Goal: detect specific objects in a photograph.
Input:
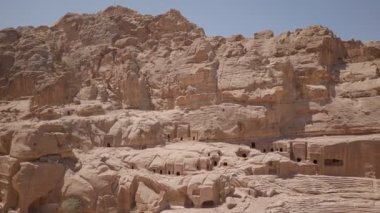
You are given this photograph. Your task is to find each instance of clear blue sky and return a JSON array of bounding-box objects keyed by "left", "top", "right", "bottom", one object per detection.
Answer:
[{"left": 1, "top": 0, "right": 379, "bottom": 41}]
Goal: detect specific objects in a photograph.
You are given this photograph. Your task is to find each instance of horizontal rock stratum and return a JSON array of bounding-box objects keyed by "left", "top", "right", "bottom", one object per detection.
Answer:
[{"left": 0, "top": 5, "right": 380, "bottom": 213}]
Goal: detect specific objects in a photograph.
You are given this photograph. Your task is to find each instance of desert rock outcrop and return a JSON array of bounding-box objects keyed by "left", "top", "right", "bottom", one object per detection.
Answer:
[{"left": 0, "top": 5, "right": 380, "bottom": 213}]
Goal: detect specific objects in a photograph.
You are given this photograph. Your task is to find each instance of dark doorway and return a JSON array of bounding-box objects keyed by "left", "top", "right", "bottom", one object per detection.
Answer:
[
  {"left": 242, "top": 153, "right": 247, "bottom": 158},
  {"left": 193, "top": 136, "right": 195, "bottom": 140},
  {"left": 251, "top": 142, "right": 256, "bottom": 148},
  {"left": 297, "top": 158, "right": 301, "bottom": 162},
  {"left": 270, "top": 148, "right": 274, "bottom": 152},
  {"left": 106, "top": 143, "right": 111, "bottom": 147},
  {"left": 223, "top": 162, "right": 228, "bottom": 166},
  {"left": 313, "top": 160, "right": 318, "bottom": 164},
  {"left": 201, "top": 201, "right": 215, "bottom": 208},
  {"left": 280, "top": 148, "right": 283, "bottom": 152},
  {"left": 168, "top": 171, "right": 171, "bottom": 175},
  {"left": 160, "top": 170, "right": 163, "bottom": 174},
  {"left": 263, "top": 149, "right": 266, "bottom": 153},
  {"left": 176, "top": 172, "right": 180, "bottom": 176},
  {"left": 180, "top": 137, "right": 183, "bottom": 141},
  {"left": 213, "top": 161, "right": 217, "bottom": 166}
]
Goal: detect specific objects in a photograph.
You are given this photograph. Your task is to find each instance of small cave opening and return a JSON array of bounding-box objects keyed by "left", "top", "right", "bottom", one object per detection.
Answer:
[
  {"left": 131, "top": 165, "right": 135, "bottom": 169},
  {"left": 280, "top": 148, "right": 283, "bottom": 152},
  {"left": 67, "top": 111, "right": 71, "bottom": 116},
  {"left": 263, "top": 149, "right": 266, "bottom": 153},
  {"left": 193, "top": 136, "right": 195, "bottom": 140},
  {"left": 160, "top": 170, "right": 163, "bottom": 174},
  {"left": 313, "top": 160, "right": 318, "bottom": 164},
  {"left": 106, "top": 143, "right": 111, "bottom": 147},
  {"left": 296, "top": 158, "right": 302, "bottom": 162},
  {"left": 168, "top": 171, "right": 171, "bottom": 175},
  {"left": 223, "top": 162, "right": 228, "bottom": 166},
  {"left": 251, "top": 142, "right": 256, "bottom": 148},
  {"left": 270, "top": 148, "right": 274, "bottom": 152},
  {"left": 180, "top": 137, "right": 183, "bottom": 141},
  {"left": 201, "top": 201, "right": 215, "bottom": 208},
  {"left": 167, "top": 134, "right": 170, "bottom": 141},
  {"left": 242, "top": 153, "right": 247, "bottom": 158},
  {"left": 176, "top": 171, "right": 180, "bottom": 176},
  {"left": 208, "top": 153, "right": 210, "bottom": 156},
  {"left": 213, "top": 161, "right": 217, "bottom": 166}
]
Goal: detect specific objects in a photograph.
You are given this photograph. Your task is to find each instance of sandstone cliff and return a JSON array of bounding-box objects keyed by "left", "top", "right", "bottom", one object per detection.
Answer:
[{"left": 0, "top": 6, "right": 379, "bottom": 213}]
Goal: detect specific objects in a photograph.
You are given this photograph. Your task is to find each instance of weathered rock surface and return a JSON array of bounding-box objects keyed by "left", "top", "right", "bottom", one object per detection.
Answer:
[{"left": 0, "top": 5, "right": 380, "bottom": 213}]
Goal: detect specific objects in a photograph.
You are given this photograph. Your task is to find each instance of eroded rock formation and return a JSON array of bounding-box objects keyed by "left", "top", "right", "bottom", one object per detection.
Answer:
[{"left": 0, "top": 5, "right": 380, "bottom": 213}]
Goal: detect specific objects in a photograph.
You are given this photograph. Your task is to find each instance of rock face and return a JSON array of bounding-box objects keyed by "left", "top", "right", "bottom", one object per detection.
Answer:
[{"left": 0, "top": 5, "right": 380, "bottom": 213}]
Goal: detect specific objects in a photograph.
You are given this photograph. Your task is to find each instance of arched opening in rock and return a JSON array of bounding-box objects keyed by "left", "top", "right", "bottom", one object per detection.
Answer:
[
  {"left": 180, "top": 137, "right": 183, "bottom": 141},
  {"left": 251, "top": 142, "right": 256, "bottom": 148},
  {"left": 313, "top": 160, "right": 318, "bottom": 164},
  {"left": 223, "top": 162, "right": 228, "bottom": 166},
  {"left": 160, "top": 170, "right": 163, "bottom": 174},
  {"left": 213, "top": 161, "right": 217, "bottom": 166},
  {"left": 280, "top": 148, "right": 283, "bottom": 152},
  {"left": 270, "top": 148, "right": 274, "bottom": 152},
  {"left": 193, "top": 136, "right": 195, "bottom": 140},
  {"left": 263, "top": 149, "right": 266, "bottom": 153},
  {"left": 176, "top": 171, "right": 180, "bottom": 176},
  {"left": 168, "top": 171, "right": 171, "bottom": 175},
  {"left": 297, "top": 158, "right": 301, "bottom": 162},
  {"left": 242, "top": 153, "right": 247, "bottom": 158},
  {"left": 201, "top": 201, "right": 215, "bottom": 208},
  {"left": 106, "top": 143, "right": 111, "bottom": 147}
]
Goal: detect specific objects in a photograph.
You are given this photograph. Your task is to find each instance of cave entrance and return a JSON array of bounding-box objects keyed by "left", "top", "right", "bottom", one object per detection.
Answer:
[
  {"left": 251, "top": 142, "right": 256, "bottom": 148},
  {"left": 201, "top": 201, "right": 215, "bottom": 208},
  {"left": 106, "top": 143, "right": 111, "bottom": 147}
]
